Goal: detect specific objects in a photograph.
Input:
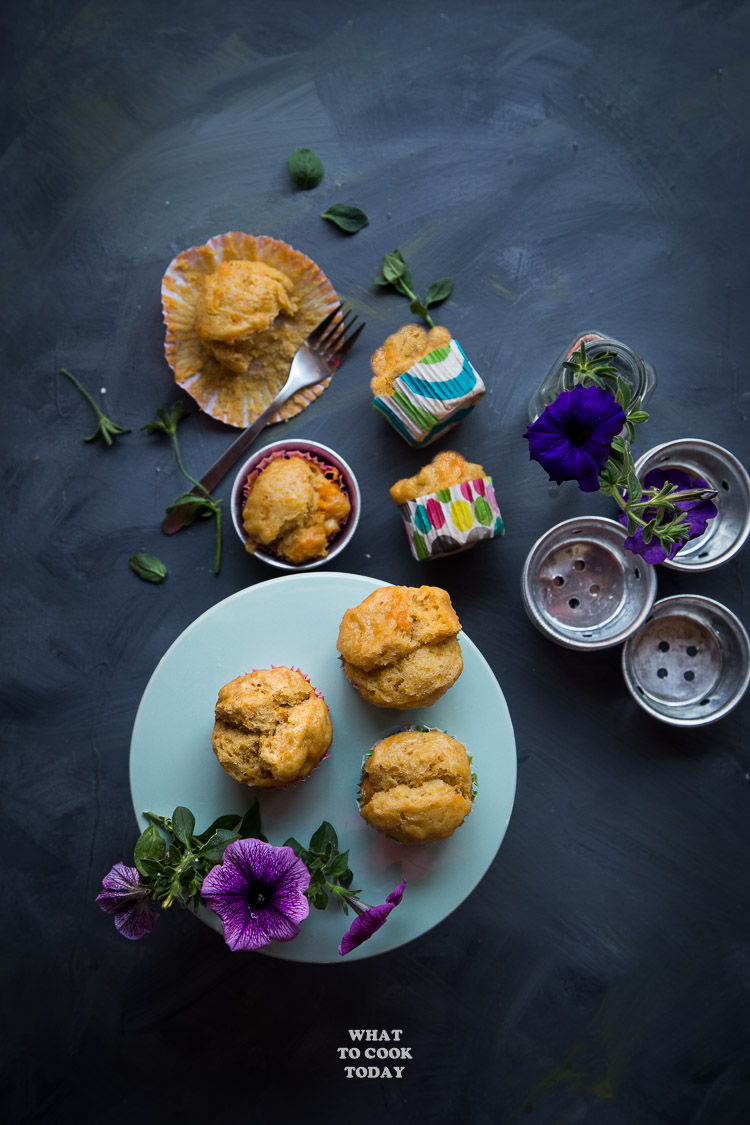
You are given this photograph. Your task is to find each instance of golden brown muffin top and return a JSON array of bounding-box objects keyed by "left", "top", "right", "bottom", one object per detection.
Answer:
[
  {"left": 389, "top": 450, "right": 487, "bottom": 506},
  {"left": 242, "top": 456, "right": 350, "bottom": 565},
  {"left": 336, "top": 585, "right": 461, "bottom": 672},
  {"left": 212, "top": 666, "right": 332, "bottom": 787},
  {"left": 369, "top": 323, "right": 452, "bottom": 397},
  {"left": 359, "top": 729, "right": 473, "bottom": 805},
  {"left": 359, "top": 729, "right": 474, "bottom": 844},
  {"left": 196, "top": 259, "right": 297, "bottom": 344}
]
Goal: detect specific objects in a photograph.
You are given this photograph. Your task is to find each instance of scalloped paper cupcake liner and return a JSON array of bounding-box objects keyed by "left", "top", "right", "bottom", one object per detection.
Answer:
[
  {"left": 240, "top": 449, "right": 350, "bottom": 564},
  {"left": 161, "top": 231, "right": 339, "bottom": 429}
]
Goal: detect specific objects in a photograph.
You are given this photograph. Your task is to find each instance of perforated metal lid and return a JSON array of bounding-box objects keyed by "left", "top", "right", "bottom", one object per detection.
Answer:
[
  {"left": 621, "top": 595, "right": 750, "bottom": 725},
  {"left": 521, "top": 517, "right": 658, "bottom": 650},
  {"left": 633, "top": 439, "right": 750, "bottom": 571}
]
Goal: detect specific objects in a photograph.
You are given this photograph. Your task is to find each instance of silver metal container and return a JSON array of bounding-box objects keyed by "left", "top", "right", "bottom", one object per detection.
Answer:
[
  {"left": 521, "top": 516, "right": 658, "bottom": 650},
  {"left": 230, "top": 438, "right": 361, "bottom": 571},
  {"left": 633, "top": 439, "right": 750, "bottom": 571},
  {"left": 621, "top": 595, "right": 750, "bottom": 726}
]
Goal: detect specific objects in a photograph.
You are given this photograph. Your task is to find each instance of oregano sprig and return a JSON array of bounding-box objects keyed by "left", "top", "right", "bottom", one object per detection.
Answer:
[
  {"left": 136, "top": 805, "right": 266, "bottom": 911},
  {"left": 141, "top": 402, "right": 223, "bottom": 574},
  {"left": 59, "top": 368, "right": 131, "bottom": 446},
  {"left": 375, "top": 249, "right": 453, "bottom": 327},
  {"left": 284, "top": 821, "right": 359, "bottom": 912},
  {"left": 562, "top": 351, "right": 718, "bottom": 557}
]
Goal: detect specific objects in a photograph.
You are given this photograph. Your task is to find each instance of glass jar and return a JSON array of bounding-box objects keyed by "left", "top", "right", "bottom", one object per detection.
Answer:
[{"left": 527, "top": 331, "right": 657, "bottom": 423}]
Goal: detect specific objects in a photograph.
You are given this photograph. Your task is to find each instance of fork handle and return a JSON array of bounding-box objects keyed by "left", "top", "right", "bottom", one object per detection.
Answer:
[{"left": 161, "top": 391, "right": 290, "bottom": 535}]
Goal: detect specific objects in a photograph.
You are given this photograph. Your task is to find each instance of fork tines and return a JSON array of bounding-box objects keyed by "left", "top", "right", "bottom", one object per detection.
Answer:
[{"left": 311, "top": 303, "right": 364, "bottom": 364}]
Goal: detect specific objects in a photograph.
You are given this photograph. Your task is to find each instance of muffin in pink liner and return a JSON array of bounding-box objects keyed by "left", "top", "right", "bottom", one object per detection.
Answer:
[
  {"left": 161, "top": 231, "right": 339, "bottom": 429},
  {"left": 211, "top": 666, "right": 332, "bottom": 789},
  {"left": 230, "top": 439, "right": 361, "bottom": 571},
  {"left": 390, "top": 450, "right": 504, "bottom": 560},
  {"left": 358, "top": 725, "right": 475, "bottom": 845}
]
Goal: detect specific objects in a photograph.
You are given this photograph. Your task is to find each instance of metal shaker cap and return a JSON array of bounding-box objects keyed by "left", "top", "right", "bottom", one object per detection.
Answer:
[
  {"left": 521, "top": 517, "right": 658, "bottom": 650},
  {"left": 621, "top": 595, "right": 750, "bottom": 726},
  {"left": 633, "top": 439, "right": 750, "bottom": 571}
]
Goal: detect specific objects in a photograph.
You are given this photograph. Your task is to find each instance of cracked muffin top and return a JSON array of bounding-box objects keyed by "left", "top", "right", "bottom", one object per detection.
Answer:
[
  {"left": 359, "top": 728, "right": 474, "bottom": 845},
  {"left": 211, "top": 666, "right": 332, "bottom": 788}
]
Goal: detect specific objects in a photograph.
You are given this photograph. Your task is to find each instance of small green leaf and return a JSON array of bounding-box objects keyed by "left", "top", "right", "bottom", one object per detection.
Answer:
[
  {"left": 320, "top": 203, "right": 369, "bottom": 233},
  {"left": 284, "top": 837, "right": 310, "bottom": 866},
  {"left": 289, "top": 147, "right": 324, "bottom": 189},
  {"left": 129, "top": 553, "right": 167, "bottom": 584},
  {"left": 628, "top": 410, "right": 650, "bottom": 424},
  {"left": 239, "top": 801, "right": 266, "bottom": 841},
  {"left": 134, "top": 824, "right": 166, "bottom": 876},
  {"left": 409, "top": 297, "right": 429, "bottom": 318},
  {"left": 194, "top": 814, "right": 242, "bottom": 844},
  {"left": 424, "top": 278, "right": 454, "bottom": 306},
  {"left": 310, "top": 821, "right": 338, "bottom": 855},
  {"left": 171, "top": 806, "right": 195, "bottom": 845},
  {"left": 141, "top": 401, "right": 188, "bottom": 437},
  {"left": 198, "top": 828, "right": 240, "bottom": 864},
  {"left": 382, "top": 249, "right": 407, "bottom": 284}
]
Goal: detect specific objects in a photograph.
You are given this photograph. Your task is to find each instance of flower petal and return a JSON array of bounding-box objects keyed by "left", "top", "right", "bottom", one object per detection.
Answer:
[
  {"left": 339, "top": 882, "right": 406, "bottom": 956},
  {"left": 201, "top": 838, "right": 310, "bottom": 953},
  {"left": 524, "top": 385, "right": 625, "bottom": 493},
  {"left": 112, "top": 897, "right": 158, "bottom": 940}
]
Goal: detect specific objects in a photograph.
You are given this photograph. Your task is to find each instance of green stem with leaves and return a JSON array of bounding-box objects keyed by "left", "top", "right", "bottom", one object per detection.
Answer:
[
  {"left": 141, "top": 402, "right": 223, "bottom": 574},
  {"left": 375, "top": 249, "right": 453, "bottom": 327},
  {"left": 60, "top": 368, "right": 131, "bottom": 446},
  {"left": 566, "top": 342, "right": 717, "bottom": 554}
]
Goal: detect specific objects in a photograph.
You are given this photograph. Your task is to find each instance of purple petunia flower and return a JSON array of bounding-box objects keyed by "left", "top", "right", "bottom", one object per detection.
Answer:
[
  {"left": 338, "top": 881, "right": 406, "bottom": 957},
  {"left": 96, "top": 862, "right": 159, "bottom": 940},
  {"left": 200, "top": 838, "right": 310, "bottom": 952},
  {"left": 620, "top": 467, "right": 718, "bottom": 565},
  {"left": 524, "top": 384, "right": 626, "bottom": 493}
]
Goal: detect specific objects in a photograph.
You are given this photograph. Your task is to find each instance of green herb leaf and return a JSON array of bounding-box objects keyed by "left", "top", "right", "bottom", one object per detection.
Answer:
[
  {"left": 134, "top": 824, "right": 166, "bottom": 877},
  {"left": 382, "top": 249, "right": 407, "bottom": 284},
  {"left": 129, "top": 552, "right": 167, "bottom": 584},
  {"left": 141, "top": 401, "right": 188, "bottom": 437},
  {"left": 409, "top": 296, "right": 429, "bottom": 319},
  {"left": 424, "top": 278, "right": 454, "bottom": 306},
  {"left": 628, "top": 410, "right": 650, "bottom": 425},
  {"left": 195, "top": 814, "right": 243, "bottom": 844},
  {"left": 198, "top": 828, "right": 241, "bottom": 864},
  {"left": 239, "top": 801, "right": 266, "bottom": 842},
  {"left": 171, "top": 806, "right": 196, "bottom": 845},
  {"left": 289, "top": 147, "right": 324, "bottom": 189},
  {"left": 320, "top": 203, "right": 369, "bottom": 233},
  {"left": 310, "top": 821, "right": 339, "bottom": 855},
  {"left": 60, "top": 368, "right": 131, "bottom": 447}
]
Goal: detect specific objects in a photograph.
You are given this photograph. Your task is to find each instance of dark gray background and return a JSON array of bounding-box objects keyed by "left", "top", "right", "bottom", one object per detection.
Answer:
[{"left": 3, "top": 1, "right": 749, "bottom": 1122}]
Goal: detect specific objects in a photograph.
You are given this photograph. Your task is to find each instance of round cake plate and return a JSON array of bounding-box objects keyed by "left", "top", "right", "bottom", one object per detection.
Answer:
[{"left": 129, "top": 573, "right": 517, "bottom": 962}]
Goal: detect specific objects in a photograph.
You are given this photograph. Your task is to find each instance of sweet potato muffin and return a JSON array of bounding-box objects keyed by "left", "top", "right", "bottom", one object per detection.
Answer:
[
  {"left": 161, "top": 231, "right": 338, "bottom": 429},
  {"left": 369, "top": 324, "right": 452, "bottom": 398},
  {"left": 336, "top": 585, "right": 463, "bottom": 709},
  {"left": 242, "top": 455, "right": 351, "bottom": 565},
  {"left": 195, "top": 260, "right": 298, "bottom": 374},
  {"left": 359, "top": 728, "right": 474, "bottom": 844},
  {"left": 211, "top": 666, "right": 332, "bottom": 787},
  {"left": 390, "top": 450, "right": 487, "bottom": 505}
]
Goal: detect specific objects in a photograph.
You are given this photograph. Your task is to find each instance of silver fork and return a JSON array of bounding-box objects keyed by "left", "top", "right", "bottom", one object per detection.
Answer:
[{"left": 161, "top": 303, "right": 365, "bottom": 534}]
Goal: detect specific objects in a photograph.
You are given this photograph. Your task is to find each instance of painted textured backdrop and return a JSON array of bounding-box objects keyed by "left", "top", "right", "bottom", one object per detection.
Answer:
[{"left": 2, "top": 0, "right": 750, "bottom": 1122}]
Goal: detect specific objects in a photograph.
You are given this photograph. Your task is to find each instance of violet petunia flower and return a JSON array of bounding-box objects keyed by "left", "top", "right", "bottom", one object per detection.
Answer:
[
  {"left": 620, "top": 467, "right": 718, "bottom": 565},
  {"left": 96, "top": 862, "right": 158, "bottom": 940},
  {"left": 339, "top": 881, "right": 406, "bottom": 957},
  {"left": 200, "top": 838, "right": 310, "bottom": 952},
  {"left": 524, "top": 384, "right": 626, "bottom": 493}
]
